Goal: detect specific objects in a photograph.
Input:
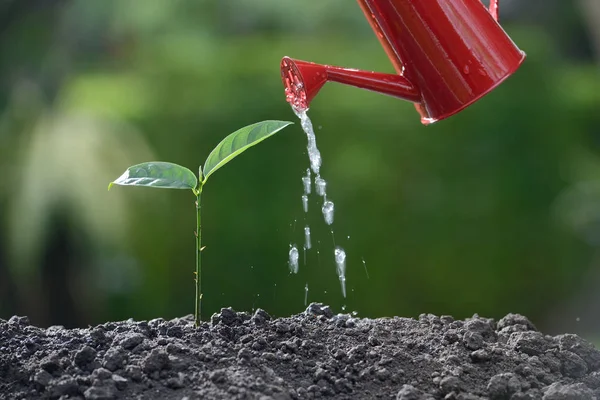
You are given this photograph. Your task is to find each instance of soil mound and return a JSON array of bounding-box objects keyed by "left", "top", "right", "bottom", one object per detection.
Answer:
[{"left": 1, "top": 303, "right": 599, "bottom": 399}]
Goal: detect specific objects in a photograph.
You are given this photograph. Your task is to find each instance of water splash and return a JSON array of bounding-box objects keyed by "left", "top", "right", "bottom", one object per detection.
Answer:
[
  {"left": 322, "top": 201, "right": 334, "bottom": 225},
  {"left": 334, "top": 246, "right": 347, "bottom": 297},
  {"left": 304, "top": 226, "right": 312, "bottom": 250},
  {"left": 288, "top": 245, "right": 299, "bottom": 274}
]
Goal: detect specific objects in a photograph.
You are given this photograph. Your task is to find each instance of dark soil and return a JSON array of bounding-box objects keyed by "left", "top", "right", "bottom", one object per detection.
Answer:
[{"left": 1, "top": 304, "right": 600, "bottom": 400}]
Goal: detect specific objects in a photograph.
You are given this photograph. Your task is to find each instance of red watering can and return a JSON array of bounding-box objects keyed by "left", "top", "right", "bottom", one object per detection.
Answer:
[{"left": 281, "top": 0, "right": 526, "bottom": 125}]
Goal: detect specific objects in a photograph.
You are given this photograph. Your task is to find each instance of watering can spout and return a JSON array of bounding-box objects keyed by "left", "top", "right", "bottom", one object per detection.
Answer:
[
  {"left": 281, "top": 57, "right": 420, "bottom": 112},
  {"left": 281, "top": 0, "right": 526, "bottom": 125}
]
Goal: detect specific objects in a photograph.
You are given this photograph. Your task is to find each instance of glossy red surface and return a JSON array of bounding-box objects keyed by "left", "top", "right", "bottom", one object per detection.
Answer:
[
  {"left": 280, "top": 57, "right": 420, "bottom": 111},
  {"left": 281, "top": 0, "right": 526, "bottom": 124}
]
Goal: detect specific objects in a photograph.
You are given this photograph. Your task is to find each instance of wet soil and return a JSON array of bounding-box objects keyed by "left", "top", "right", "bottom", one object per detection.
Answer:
[{"left": 1, "top": 303, "right": 600, "bottom": 399}]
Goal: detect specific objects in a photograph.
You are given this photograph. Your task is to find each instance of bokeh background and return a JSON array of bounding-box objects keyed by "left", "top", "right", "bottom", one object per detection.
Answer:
[{"left": 1, "top": 0, "right": 600, "bottom": 341}]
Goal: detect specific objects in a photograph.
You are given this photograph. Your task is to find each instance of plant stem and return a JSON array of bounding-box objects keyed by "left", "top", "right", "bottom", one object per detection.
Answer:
[{"left": 195, "top": 186, "right": 203, "bottom": 327}]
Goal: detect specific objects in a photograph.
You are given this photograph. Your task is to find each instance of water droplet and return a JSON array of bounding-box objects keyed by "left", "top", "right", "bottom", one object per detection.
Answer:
[
  {"left": 361, "top": 257, "right": 370, "bottom": 279},
  {"left": 304, "top": 226, "right": 312, "bottom": 250},
  {"left": 351, "top": 311, "right": 358, "bottom": 317},
  {"left": 301, "top": 195, "right": 309, "bottom": 213},
  {"left": 334, "top": 246, "right": 347, "bottom": 298},
  {"left": 289, "top": 245, "right": 299, "bottom": 274},
  {"left": 463, "top": 65, "right": 470, "bottom": 74},
  {"left": 304, "top": 283, "right": 309, "bottom": 306},
  {"left": 315, "top": 176, "right": 327, "bottom": 196},
  {"left": 302, "top": 169, "right": 311, "bottom": 194},
  {"left": 322, "top": 201, "right": 334, "bottom": 225},
  {"left": 335, "top": 247, "right": 346, "bottom": 267},
  {"left": 342, "top": 305, "right": 346, "bottom": 311}
]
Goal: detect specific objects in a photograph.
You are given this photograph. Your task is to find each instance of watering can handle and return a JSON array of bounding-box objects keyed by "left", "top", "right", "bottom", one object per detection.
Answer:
[{"left": 487, "top": 0, "right": 499, "bottom": 22}]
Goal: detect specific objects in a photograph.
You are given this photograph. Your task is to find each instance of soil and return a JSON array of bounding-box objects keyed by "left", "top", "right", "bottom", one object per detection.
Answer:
[{"left": 1, "top": 304, "right": 600, "bottom": 400}]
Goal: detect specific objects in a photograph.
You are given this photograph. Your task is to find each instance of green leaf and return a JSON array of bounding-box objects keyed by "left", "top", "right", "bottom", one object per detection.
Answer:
[
  {"left": 108, "top": 162, "right": 197, "bottom": 191},
  {"left": 202, "top": 120, "right": 293, "bottom": 183}
]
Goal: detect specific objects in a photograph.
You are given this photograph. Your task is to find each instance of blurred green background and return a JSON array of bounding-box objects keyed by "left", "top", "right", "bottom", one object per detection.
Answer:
[{"left": 1, "top": 0, "right": 600, "bottom": 340}]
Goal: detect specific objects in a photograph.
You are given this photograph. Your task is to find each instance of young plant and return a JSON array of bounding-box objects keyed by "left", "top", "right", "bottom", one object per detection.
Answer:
[{"left": 108, "top": 120, "right": 293, "bottom": 326}]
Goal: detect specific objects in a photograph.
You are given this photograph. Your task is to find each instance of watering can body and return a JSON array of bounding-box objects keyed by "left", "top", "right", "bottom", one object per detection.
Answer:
[{"left": 281, "top": 0, "right": 526, "bottom": 125}]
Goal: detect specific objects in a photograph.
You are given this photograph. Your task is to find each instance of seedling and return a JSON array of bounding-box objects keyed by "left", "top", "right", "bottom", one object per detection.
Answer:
[{"left": 109, "top": 120, "right": 293, "bottom": 326}]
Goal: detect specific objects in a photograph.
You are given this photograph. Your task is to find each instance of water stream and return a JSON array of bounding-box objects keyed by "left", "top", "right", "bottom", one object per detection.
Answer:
[
  {"left": 290, "top": 108, "right": 347, "bottom": 298},
  {"left": 297, "top": 110, "right": 322, "bottom": 175}
]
